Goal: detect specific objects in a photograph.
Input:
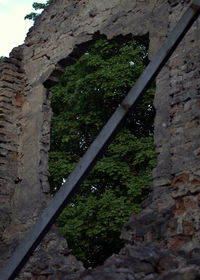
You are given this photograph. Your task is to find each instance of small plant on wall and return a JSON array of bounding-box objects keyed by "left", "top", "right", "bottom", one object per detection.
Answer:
[{"left": 25, "top": 0, "right": 52, "bottom": 21}]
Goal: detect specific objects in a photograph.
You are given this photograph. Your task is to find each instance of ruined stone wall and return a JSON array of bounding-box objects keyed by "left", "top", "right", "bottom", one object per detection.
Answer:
[
  {"left": 121, "top": 0, "right": 200, "bottom": 252},
  {"left": 0, "top": 0, "right": 200, "bottom": 279},
  {"left": 0, "top": 48, "right": 26, "bottom": 268}
]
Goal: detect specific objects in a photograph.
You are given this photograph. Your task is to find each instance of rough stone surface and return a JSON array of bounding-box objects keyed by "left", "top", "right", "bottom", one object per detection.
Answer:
[
  {"left": 16, "top": 226, "right": 84, "bottom": 280},
  {"left": 121, "top": 1, "right": 200, "bottom": 254},
  {"left": 0, "top": 0, "right": 200, "bottom": 279},
  {"left": 80, "top": 243, "right": 200, "bottom": 280}
]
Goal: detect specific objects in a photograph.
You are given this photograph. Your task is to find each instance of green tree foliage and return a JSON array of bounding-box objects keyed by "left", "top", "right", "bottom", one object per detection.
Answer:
[
  {"left": 25, "top": 0, "right": 52, "bottom": 20},
  {"left": 49, "top": 39, "right": 156, "bottom": 267}
]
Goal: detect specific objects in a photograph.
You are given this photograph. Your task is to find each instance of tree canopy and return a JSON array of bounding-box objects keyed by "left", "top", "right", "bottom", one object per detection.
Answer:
[
  {"left": 49, "top": 38, "right": 156, "bottom": 267},
  {"left": 25, "top": 0, "right": 52, "bottom": 20}
]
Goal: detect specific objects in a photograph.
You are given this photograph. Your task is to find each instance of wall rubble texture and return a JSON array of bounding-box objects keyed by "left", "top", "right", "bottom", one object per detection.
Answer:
[
  {"left": 0, "top": 0, "right": 200, "bottom": 279},
  {"left": 121, "top": 0, "right": 200, "bottom": 252},
  {"left": 0, "top": 48, "right": 26, "bottom": 268}
]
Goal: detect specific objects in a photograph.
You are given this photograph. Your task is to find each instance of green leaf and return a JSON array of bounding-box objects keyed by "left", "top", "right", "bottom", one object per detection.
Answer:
[{"left": 49, "top": 38, "right": 156, "bottom": 267}]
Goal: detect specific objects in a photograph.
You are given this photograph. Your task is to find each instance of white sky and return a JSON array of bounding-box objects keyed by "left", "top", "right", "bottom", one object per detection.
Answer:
[{"left": 0, "top": 0, "right": 47, "bottom": 57}]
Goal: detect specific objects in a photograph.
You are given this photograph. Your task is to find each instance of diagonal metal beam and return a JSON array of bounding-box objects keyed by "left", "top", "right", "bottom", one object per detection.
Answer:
[{"left": 1, "top": 1, "right": 200, "bottom": 279}]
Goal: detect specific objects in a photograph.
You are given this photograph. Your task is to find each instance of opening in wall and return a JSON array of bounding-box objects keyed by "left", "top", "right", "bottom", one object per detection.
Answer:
[{"left": 45, "top": 34, "right": 156, "bottom": 268}]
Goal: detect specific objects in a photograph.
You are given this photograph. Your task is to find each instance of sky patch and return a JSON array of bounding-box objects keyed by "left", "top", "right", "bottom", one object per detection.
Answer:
[{"left": 0, "top": 0, "right": 47, "bottom": 56}]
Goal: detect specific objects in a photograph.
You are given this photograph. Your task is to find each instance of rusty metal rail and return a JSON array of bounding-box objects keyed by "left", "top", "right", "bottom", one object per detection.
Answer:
[{"left": 1, "top": 1, "right": 200, "bottom": 279}]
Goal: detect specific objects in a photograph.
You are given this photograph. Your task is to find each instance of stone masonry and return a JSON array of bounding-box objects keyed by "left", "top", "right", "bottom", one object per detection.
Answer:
[
  {"left": 0, "top": 0, "right": 200, "bottom": 279},
  {"left": 121, "top": 0, "right": 200, "bottom": 251}
]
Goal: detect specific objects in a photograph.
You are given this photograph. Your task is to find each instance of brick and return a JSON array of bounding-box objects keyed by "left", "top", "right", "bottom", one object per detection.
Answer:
[
  {"left": 176, "top": 200, "right": 185, "bottom": 216},
  {"left": 14, "top": 93, "right": 25, "bottom": 107},
  {"left": 169, "top": 236, "right": 187, "bottom": 250},
  {"left": 191, "top": 179, "right": 200, "bottom": 185},
  {"left": 183, "top": 220, "right": 194, "bottom": 236},
  {"left": 183, "top": 197, "right": 196, "bottom": 210},
  {"left": 171, "top": 174, "right": 190, "bottom": 187},
  {"left": 169, "top": 105, "right": 184, "bottom": 116}
]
